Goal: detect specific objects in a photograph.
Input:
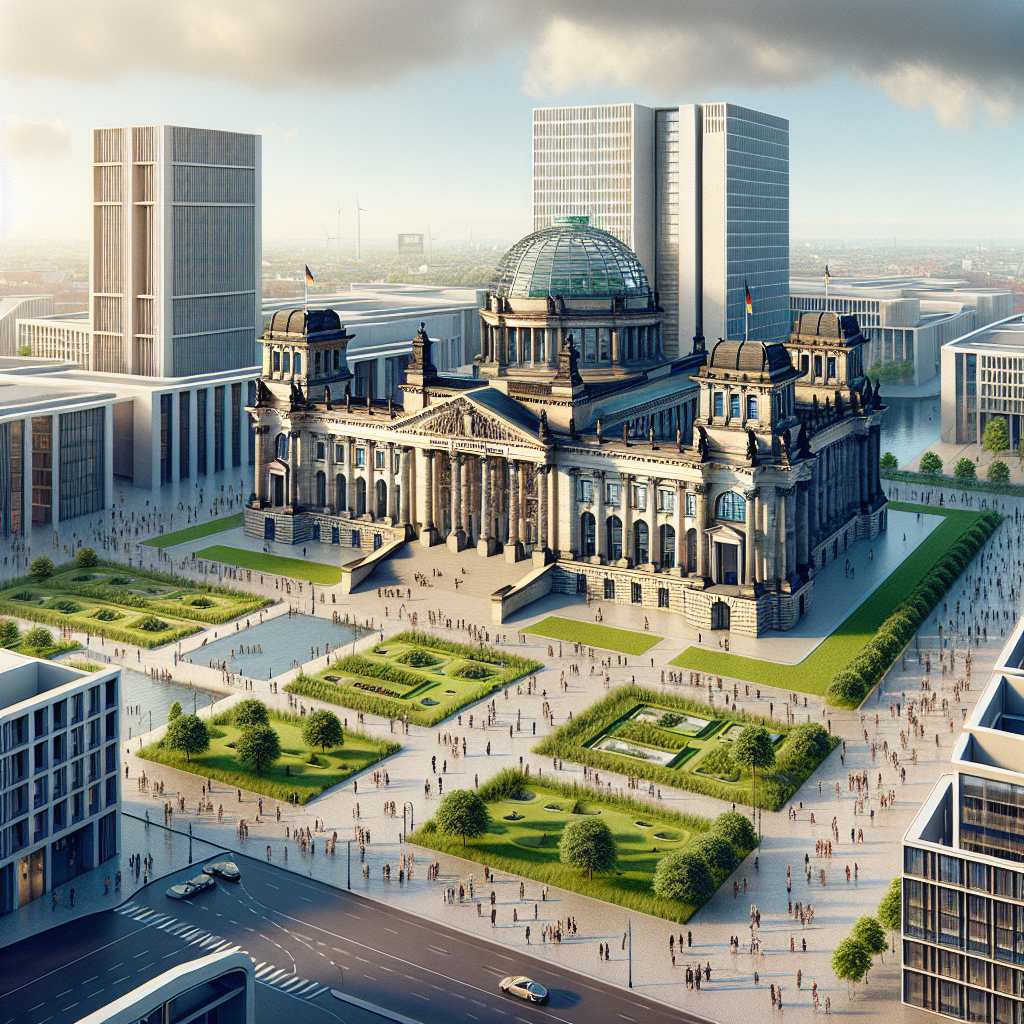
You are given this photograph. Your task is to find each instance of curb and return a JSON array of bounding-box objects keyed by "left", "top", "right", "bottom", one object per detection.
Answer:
[{"left": 330, "top": 988, "right": 423, "bottom": 1024}]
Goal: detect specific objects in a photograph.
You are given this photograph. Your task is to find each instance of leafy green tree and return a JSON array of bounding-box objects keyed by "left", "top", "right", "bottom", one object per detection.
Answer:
[
  {"left": 918, "top": 451, "right": 942, "bottom": 475},
  {"left": 24, "top": 627, "right": 54, "bottom": 650},
  {"left": 652, "top": 851, "right": 715, "bottom": 906},
  {"left": 29, "top": 555, "right": 54, "bottom": 580},
  {"left": 831, "top": 936, "right": 874, "bottom": 998},
  {"left": 75, "top": 548, "right": 98, "bottom": 568},
  {"left": 954, "top": 457, "right": 976, "bottom": 480},
  {"left": 0, "top": 619, "right": 21, "bottom": 648},
  {"left": 166, "top": 714, "right": 210, "bottom": 763},
  {"left": 733, "top": 725, "right": 776, "bottom": 818},
  {"left": 302, "top": 709, "right": 344, "bottom": 753},
  {"left": 877, "top": 876, "right": 902, "bottom": 952},
  {"left": 235, "top": 723, "right": 281, "bottom": 777},
  {"left": 558, "top": 818, "right": 617, "bottom": 880},
  {"left": 168, "top": 701, "right": 182, "bottom": 722},
  {"left": 851, "top": 915, "right": 888, "bottom": 962},
  {"left": 879, "top": 452, "right": 898, "bottom": 470},
  {"left": 435, "top": 789, "right": 490, "bottom": 847},
  {"left": 712, "top": 810, "right": 757, "bottom": 852},
  {"left": 988, "top": 460, "right": 1010, "bottom": 483},
  {"left": 690, "top": 832, "right": 739, "bottom": 875},
  {"left": 982, "top": 416, "right": 1011, "bottom": 453},
  {"left": 233, "top": 698, "right": 270, "bottom": 730}
]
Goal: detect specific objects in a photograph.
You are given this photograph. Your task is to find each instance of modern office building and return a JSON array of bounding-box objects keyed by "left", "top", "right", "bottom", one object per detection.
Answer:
[
  {"left": 17, "top": 314, "right": 92, "bottom": 369},
  {"left": 0, "top": 651, "right": 120, "bottom": 917},
  {"left": 262, "top": 283, "right": 483, "bottom": 403},
  {"left": 75, "top": 949, "right": 254, "bottom": 1024},
  {"left": 246, "top": 220, "right": 885, "bottom": 635},
  {"left": 941, "top": 314, "right": 1024, "bottom": 449},
  {"left": 791, "top": 277, "right": 1015, "bottom": 387},
  {"left": 532, "top": 102, "right": 789, "bottom": 359},
  {"left": 91, "top": 125, "right": 261, "bottom": 377},
  {"left": 902, "top": 614, "right": 1024, "bottom": 1023},
  {"left": 0, "top": 295, "right": 54, "bottom": 356}
]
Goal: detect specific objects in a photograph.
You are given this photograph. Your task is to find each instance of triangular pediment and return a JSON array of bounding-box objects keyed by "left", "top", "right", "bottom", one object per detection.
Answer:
[{"left": 399, "top": 395, "right": 541, "bottom": 446}]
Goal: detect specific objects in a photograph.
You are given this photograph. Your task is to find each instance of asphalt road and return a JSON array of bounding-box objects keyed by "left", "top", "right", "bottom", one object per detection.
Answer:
[{"left": 0, "top": 852, "right": 708, "bottom": 1024}]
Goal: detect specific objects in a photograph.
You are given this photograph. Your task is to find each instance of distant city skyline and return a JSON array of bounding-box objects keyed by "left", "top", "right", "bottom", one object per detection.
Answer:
[{"left": 1, "top": 1, "right": 1022, "bottom": 244}]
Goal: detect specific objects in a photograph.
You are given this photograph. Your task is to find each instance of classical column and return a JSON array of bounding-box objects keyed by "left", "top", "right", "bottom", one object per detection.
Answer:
[
  {"left": 447, "top": 453, "right": 464, "bottom": 551},
  {"left": 647, "top": 477, "right": 660, "bottom": 568},
  {"left": 594, "top": 471, "right": 606, "bottom": 560},
  {"left": 568, "top": 468, "right": 580, "bottom": 557},
  {"left": 763, "top": 487, "right": 777, "bottom": 586},
  {"left": 548, "top": 462, "right": 559, "bottom": 554},
  {"left": 400, "top": 447, "right": 411, "bottom": 525},
  {"left": 536, "top": 465, "right": 549, "bottom": 559},
  {"left": 287, "top": 429, "right": 300, "bottom": 508},
  {"left": 620, "top": 474, "right": 633, "bottom": 565},
  {"left": 675, "top": 482, "right": 686, "bottom": 573},
  {"left": 807, "top": 463, "right": 819, "bottom": 553},
  {"left": 253, "top": 425, "right": 268, "bottom": 505},
  {"left": 366, "top": 441, "right": 376, "bottom": 519},
  {"left": 797, "top": 481, "right": 810, "bottom": 571},
  {"left": 386, "top": 443, "right": 396, "bottom": 520},
  {"left": 419, "top": 450, "right": 436, "bottom": 546},
  {"left": 518, "top": 462, "right": 527, "bottom": 544},
  {"left": 611, "top": 328, "right": 620, "bottom": 365},
  {"left": 478, "top": 455, "right": 495, "bottom": 555},
  {"left": 744, "top": 488, "right": 758, "bottom": 587},
  {"left": 505, "top": 459, "right": 523, "bottom": 562},
  {"left": 693, "top": 482, "right": 709, "bottom": 579},
  {"left": 776, "top": 488, "right": 789, "bottom": 583}
]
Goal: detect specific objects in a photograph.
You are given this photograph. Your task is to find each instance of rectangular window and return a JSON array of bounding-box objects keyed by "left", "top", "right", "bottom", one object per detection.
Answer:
[
  {"left": 713, "top": 393, "right": 724, "bottom": 418},
  {"left": 995, "top": 901, "right": 1014, "bottom": 962},
  {"left": 729, "top": 393, "right": 740, "bottom": 419},
  {"left": 905, "top": 878, "right": 927, "bottom": 939},
  {"left": 968, "top": 895, "right": 990, "bottom": 954},
  {"left": 159, "top": 394, "right": 173, "bottom": 484},
  {"left": 940, "top": 855, "right": 964, "bottom": 886},
  {"left": 58, "top": 408, "right": 105, "bottom": 521},
  {"left": 603, "top": 578, "right": 615, "bottom": 600},
  {"left": 939, "top": 887, "right": 963, "bottom": 947},
  {"left": 968, "top": 862, "right": 988, "bottom": 891},
  {"left": 316, "top": 441, "right": 326, "bottom": 461},
  {"left": 605, "top": 483, "right": 619, "bottom": 505},
  {"left": 939, "top": 949, "right": 964, "bottom": 979},
  {"left": 374, "top": 448, "right": 386, "bottom": 470},
  {"left": 578, "top": 478, "right": 593, "bottom": 503},
  {"left": 334, "top": 444, "right": 344, "bottom": 464},
  {"left": 213, "top": 386, "right": 225, "bottom": 472},
  {"left": 355, "top": 448, "right": 366, "bottom": 467},
  {"left": 631, "top": 581, "right": 642, "bottom": 604},
  {"left": 658, "top": 587, "right": 669, "bottom": 608},
  {"left": 686, "top": 492, "right": 698, "bottom": 517},
  {"left": 827, "top": 356, "right": 837, "bottom": 379},
  {"left": 968, "top": 957, "right": 988, "bottom": 988},
  {"left": 904, "top": 940, "right": 926, "bottom": 970},
  {"left": 197, "top": 389, "right": 207, "bottom": 474},
  {"left": 938, "top": 979, "right": 962, "bottom": 1018},
  {"left": 52, "top": 800, "right": 66, "bottom": 832},
  {"left": 178, "top": 392, "right": 191, "bottom": 479},
  {"left": 634, "top": 485, "right": 646, "bottom": 510},
  {"left": 658, "top": 488, "right": 674, "bottom": 512},
  {"left": 966, "top": 987, "right": 988, "bottom": 1023},
  {"left": 231, "top": 382, "right": 242, "bottom": 468}
]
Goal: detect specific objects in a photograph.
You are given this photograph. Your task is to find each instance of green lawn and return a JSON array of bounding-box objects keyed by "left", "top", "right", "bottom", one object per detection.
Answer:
[
  {"left": 194, "top": 546, "right": 344, "bottom": 585},
  {"left": 525, "top": 615, "right": 663, "bottom": 656},
  {"left": 670, "top": 503, "right": 990, "bottom": 694},
  {"left": 138, "top": 712, "right": 399, "bottom": 804},
  {"left": 142, "top": 513, "right": 244, "bottom": 547}
]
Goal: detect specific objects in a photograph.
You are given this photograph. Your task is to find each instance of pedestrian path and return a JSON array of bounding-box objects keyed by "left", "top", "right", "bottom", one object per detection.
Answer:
[{"left": 114, "top": 901, "right": 329, "bottom": 1000}]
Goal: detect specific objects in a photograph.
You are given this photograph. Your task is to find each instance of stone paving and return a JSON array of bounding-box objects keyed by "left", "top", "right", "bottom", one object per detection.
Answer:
[{"left": 3, "top": 476, "right": 1023, "bottom": 1024}]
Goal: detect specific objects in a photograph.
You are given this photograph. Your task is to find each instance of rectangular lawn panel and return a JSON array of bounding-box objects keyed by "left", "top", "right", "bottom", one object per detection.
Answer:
[
  {"left": 195, "top": 545, "right": 344, "bottom": 585},
  {"left": 142, "top": 513, "right": 244, "bottom": 547},
  {"left": 138, "top": 711, "right": 400, "bottom": 804},
  {"left": 670, "top": 504, "right": 992, "bottom": 695},
  {"left": 525, "top": 616, "right": 662, "bottom": 656}
]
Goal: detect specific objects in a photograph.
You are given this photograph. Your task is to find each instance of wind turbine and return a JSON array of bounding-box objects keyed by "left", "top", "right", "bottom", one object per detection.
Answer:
[
  {"left": 425, "top": 222, "right": 437, "bottom": 267},
  {"left": 355, "top": 195, "right": 368, "bottom": 262},
  {"left": 322, "top": 201, "right": 344, "bottom": 259}
]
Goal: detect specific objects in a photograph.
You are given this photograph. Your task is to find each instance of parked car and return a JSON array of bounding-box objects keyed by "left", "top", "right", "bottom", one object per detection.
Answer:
[
  {"left": 202, "top": 860, "right": 241, "bottom": 881},
  {"left": 166, "top": 873, "right": 216, "bottom": 900},
  {"left": 499, "top": 976, "right": 549, "bottom": 1004}
]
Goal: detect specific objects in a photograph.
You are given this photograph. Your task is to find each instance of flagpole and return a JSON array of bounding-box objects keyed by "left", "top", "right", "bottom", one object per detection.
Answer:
[{"left": 304, "top": 268, "right": 307, "bottom": 313}]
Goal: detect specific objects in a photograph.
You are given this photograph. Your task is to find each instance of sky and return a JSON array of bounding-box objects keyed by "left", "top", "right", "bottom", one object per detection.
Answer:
[{"left": 1, "top": 0, "right": 1022, "bottom": 247}]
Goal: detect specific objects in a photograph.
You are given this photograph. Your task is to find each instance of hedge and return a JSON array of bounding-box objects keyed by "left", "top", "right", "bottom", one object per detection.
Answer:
[
  {"left": 826, "top": 509, "right": 1001, "bottom": 707},
  {"left": 882, "top": 468, "right": 1024, "bottom": 498}
]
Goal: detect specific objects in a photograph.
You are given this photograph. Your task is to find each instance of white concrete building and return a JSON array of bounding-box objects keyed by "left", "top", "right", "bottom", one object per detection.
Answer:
[
  {"left": 941, "top": 314, "right": 1024, "bottom": 449},
  {"left": 91, "top": 125, "right": 262, "bottom": 377},
  {"left": 17, "top": 314, "right": 92, "bottom": 369},
  {"left": 0, "top": 651, "right": 120, "bottom": 917},
  {"left": 0, "top": 295, "right": 53, "bottom": 357},
  {"left": 532, "top": 102, "right": 789, "bottom": 359}
]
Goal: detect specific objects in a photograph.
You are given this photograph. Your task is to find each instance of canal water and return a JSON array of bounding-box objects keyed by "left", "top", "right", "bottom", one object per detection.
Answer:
[{"left": 879, "top": 395, "right": 941, "bottom": 466}]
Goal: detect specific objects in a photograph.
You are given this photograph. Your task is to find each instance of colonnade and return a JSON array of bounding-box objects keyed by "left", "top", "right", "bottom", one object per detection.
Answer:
[{"left": 479, "top": 321, "right": 663, "bottom": 369}]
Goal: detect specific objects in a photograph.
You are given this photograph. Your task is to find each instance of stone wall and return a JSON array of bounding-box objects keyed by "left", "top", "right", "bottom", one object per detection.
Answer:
[{"left": 244, "top": 506, "right": 402, "bottom": 550}]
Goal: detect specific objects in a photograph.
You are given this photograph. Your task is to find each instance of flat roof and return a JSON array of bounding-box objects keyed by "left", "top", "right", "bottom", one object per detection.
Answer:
[{"left": 945, "top": 314, "right": 1024, "bottom": 352}]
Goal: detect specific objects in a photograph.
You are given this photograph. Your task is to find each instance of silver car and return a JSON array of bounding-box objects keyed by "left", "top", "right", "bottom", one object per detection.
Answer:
[
  {"left": 202, "top": 860, "right": 241, "bottom": 882},
  {"left": 166, "top": 873, "right": 216, "bottom": 900},
  {"left": 499, "top": 976, "right": 549, "bottom": 1005}
]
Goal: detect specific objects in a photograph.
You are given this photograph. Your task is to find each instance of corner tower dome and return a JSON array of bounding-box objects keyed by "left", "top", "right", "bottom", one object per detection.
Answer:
[{"left": 490, "top": 217, "right": 652, "bottom": 304}]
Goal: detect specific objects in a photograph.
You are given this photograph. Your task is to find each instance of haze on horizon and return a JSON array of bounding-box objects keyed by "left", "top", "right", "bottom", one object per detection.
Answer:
[{"left": 1, "top": 0, "right": 1021, "bottom": 246}]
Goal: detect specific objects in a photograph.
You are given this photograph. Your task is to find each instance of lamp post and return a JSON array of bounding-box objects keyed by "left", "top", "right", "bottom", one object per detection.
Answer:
[
  {"left": 628, "top": 919, "right": 633, "bottom": 989},
  {"left": 347, "top": 840, "right": 351, "bottom": 890},
  {"left": 188, "top": 822, "right": 193, "bottom": 865},
  {"left": 403, "top": 802, "right": 414, "bottom": 841}
]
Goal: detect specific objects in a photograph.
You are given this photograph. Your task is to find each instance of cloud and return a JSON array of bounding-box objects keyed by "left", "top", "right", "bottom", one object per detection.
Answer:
[
  {"left": 1, "top": 1, "right": 1021, "bottom": 128},
  {"left": 2, "top": 114, "right": 72, "bottom": 157}
]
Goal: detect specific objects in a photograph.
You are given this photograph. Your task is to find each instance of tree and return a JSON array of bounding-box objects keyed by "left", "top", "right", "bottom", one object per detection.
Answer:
[
  {"left": 982, "top": 416, "right": 1011, "bottom": 454},
  {"left": 302, "top": 709, "right": 344, "bottom": 753},
  {"left": 652, "top": 851, "right": 715, "bottom": 906},
  {"left": 168, "top": 701, "right": 182, "bottom": 722},
  {"left": 733, "top": 725, "right": 776, "bottom": 819},
  {"left": 235, "top": 723, "right": 281, "bottom": 777},
  {"left": 435, "top": 789, "right": 490, "bottom": 847},
  {"left": 918, "top": 451, "right": 942, "bottom": 475},
  {"left": 233, "top": 698, "right": 270, "bottom": 730},
  {"left": 879, "top": 452, "right": 898, "bottom": 470},
  {"left": 691, "top": 832, "right": 739, "bottom": 875},
  {"left": 831, "top": 936, "right": 874, "bottom": 999},
  {"left": 988, "top": 460, "right": 1010, "bottom": 483},
  {"left": 851, "top": 915, "right": 888, "bottom": 962},
  {"left": 558, "top": 818, "right": 617, "bottom": 880},
  {"left": 24, "top": 627, "right": 54, "bottom": 650},
  {"left": 75, "top": 547, "right": 98, "bottom": 568},
  {"left": 712, "top": 810, "right": 758, "bottom": 852},
  {"left": 0, "top": 619, "right": 21, "bottom": 648},
  {"left": 29, "top": 555, "right": 55, "bottom": 580},
  {"left": 166, "top": 714, "right": 210, "bottom": 763},
  {"left": 954, "top": 457, "right": 976, "bottom": 480},
  {"left": 877, "top": 876, "right": 902, "bottom": 952}
]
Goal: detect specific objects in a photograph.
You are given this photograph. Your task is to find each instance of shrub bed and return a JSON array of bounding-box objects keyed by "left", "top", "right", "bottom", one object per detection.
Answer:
[{"left": 882, "top": 468, "right": 1024, "bottom": 498}]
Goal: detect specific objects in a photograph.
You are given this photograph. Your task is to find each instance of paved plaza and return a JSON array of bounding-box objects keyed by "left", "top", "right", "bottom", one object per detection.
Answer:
[{"left": 2, "top": 475, "right": 1024, "bottom": 1023}]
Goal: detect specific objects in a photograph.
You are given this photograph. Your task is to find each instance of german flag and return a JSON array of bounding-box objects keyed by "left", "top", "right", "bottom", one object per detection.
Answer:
[
  {"left": 305, "top": 265, "right": 314, "bottom": 285},
  {"left": 744, "top": 280, "right": 753, "bottom": 315}
]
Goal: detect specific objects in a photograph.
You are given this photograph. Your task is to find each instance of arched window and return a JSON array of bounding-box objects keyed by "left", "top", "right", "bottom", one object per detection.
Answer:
[
  {"left": 335, "top": 473, "right": 346, "bottom": 511},
  {"left": 746, "top": 394, "right": 758, "bottom": 420},
  {"left": 274, "top": 433, "right": 288, "bottom": 460},
  {"left": 633, "top": 520, "right": 649, "bottom": 564},
  {"left": 716, "top": 491, "right": 746, "bottom": 522},
  {"left": 660, "top": 524, "right": 675, "bottom": 569},
  {"left": 580, "top": 512, "right": 596, "bottom": 557},
  {"left": 375, "top": 479, "right": 388, "bottom": 519},
  {"left": 354, "top": 477, "right": 366, "bottom": 516},
  {"left": 686, "top": 528, "right": 697, "bottom": 573},
  {"left": 606, "top": 515, "right": 622, "bottom": 561},
  {"left": 315, "top": 471, "right": 327, "bottom": 507}
]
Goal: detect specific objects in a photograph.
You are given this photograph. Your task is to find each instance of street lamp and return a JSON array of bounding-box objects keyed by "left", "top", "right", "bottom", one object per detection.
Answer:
[
  {"left": 347, "top": 839, "right": 351, "bottom": 890},
  {"left": 627, "top": 920, "right": 633, "bottom": 989},
  {"left": 188, "top": 822, "right": 193, "bottom": 865}
]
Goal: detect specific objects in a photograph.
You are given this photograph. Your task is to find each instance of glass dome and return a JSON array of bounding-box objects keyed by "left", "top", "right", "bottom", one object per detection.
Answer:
[{"left": 490, "top": 218, "right": 651, "bottom": 301}]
